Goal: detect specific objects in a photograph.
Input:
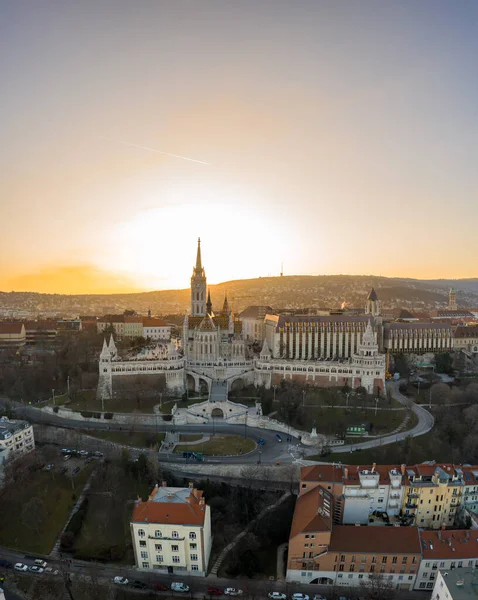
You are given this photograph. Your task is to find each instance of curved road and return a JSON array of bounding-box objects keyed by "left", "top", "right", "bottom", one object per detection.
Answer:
[{"left": 330, "top": 381, "right": 435, "bottom": 454}]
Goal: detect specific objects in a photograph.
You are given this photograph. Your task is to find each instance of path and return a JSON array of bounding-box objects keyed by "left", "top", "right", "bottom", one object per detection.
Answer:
[
  {"left": 209, "top": 491, "right": 292, "bottom": 576},
  {"left": 276, "top": 542, "right": 288, "bottom": 581}
]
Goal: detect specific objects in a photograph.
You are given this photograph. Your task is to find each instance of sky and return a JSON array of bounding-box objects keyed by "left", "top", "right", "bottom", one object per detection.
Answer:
[{"left": 1, "top": 1, "right": 478, "bottom": 294}]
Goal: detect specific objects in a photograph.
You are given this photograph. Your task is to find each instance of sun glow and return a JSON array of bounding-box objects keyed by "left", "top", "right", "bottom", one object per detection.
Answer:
[{"left": 98, "top": 197, "right": 299, "bottom": 290}]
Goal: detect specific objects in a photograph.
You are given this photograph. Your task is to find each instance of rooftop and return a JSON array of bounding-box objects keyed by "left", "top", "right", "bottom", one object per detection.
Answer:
[
  {"left": 289, "top": 487, "right": 331, "bottom": 539},
  {"left": 421, "top": 530, "right": 478, "bottom": 560},
  {"left": 437, "top": 568, "right": 478, "bottom": 600},
  {"left": 131, "top": 484, "right": 206, "bottom": 526},
  {"left": 0, "top": 418, "right": 31, "bottom": 441},
  {"left": 329, "top": 525, "right": 421, "bottom": 554}
]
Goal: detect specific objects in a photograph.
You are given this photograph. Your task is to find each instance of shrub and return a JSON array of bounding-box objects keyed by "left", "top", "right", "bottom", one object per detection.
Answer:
[
  {"left": 104, "top": 412, "right": 114, "bottom": 419},
  {"left": 60, "top": 531, "right": 75, "bottom": 550},
  {"left": 81, "top": 411, "right": 93, "bottom": 418},
  {"left": 53, "top": 406, "right": 59, "bottom": 413},
  {"left": 162, "top": 414, "right": 173, "bottom": 422},
  {"left": 93, "top": 412, "right": 101, "bottom": 419}
]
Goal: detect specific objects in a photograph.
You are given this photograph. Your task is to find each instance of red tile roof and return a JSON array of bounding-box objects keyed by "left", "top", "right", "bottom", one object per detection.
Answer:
[
  {"left": 420, "top": 529, "right": 478, "bottom": 559},
  {"left": 143, "top": 318, "right": 168, "bottom": 327},
  {"left": 301, "top": 464, "right": 345, "bottom": 483},
  {"left": 290, "top": 487, "right": 331, "bottom": 539},
  {"left": 0, "top": 323, "right": 24, "bottom": 334},
  {"left": 132, "top": 488, "right": 206, "bottom": 526},
  {"left": 329, "top": 525, "right": 421, "bottom": 554}
]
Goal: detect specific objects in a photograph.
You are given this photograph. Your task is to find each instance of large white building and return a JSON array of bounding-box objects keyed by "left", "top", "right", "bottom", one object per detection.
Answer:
[
  {"left": 130, "top": 482, "right": 212, "bottom": 577},
  {"left": 0, "top": 418, "right": 35, "bottom": 485}
]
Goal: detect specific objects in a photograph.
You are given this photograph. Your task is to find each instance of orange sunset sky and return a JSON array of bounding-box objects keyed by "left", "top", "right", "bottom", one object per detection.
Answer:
[{"left": 2, "top": 2, "right": 478, "bottom": 294}]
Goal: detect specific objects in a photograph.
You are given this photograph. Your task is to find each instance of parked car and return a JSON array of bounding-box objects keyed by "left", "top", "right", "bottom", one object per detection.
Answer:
[
  {"left": 61, "top": 449, "right": 71, "bottom": 455},
  {"left": 34, "top": 559, "right": 47, "bottom": 568},
  {"left": 14, "top": 563, "right": 28, "bottom": 572},
  {"left": 275, "top": 434, "right": 282, "bottom": 442},
  {"left": 60, "top": 467, "right": 68, "bottom": 474},
  {"left": 291, "top": 594, "right": 309, "bottom": 600},
  {"left": 153, "top": 583, "right": 168, "bottom": 591},
  {"left": 44, "top": 567, "right": 59, "bottom": 575},
  {"left": 224, "top": 589, "right": 243, "bottom": 596},
  {"left": 63, "top": 455, "right": 71, "bottom": 461},
  {"left": 0, "top": 560, "right": 12, "bottom": 569},
  {"left": 207, "top": 587, "right": 224, "bottom": 595},
  {"left": 113, "top": 576, "right": 129, "bottom": 585},
  {"left": 313, "top": 595, "right": 327, "bottom": 600},
  {"left": 93, "top": 451, "right": 104, "bottom": 457},
  {"left": 79, "top": 450, "right": 89, "bottom": 457},
  {"left": 72, "top": 466, "right": 80, "bottom": 475},
  {"left": 171, "top": 582, "right": 190, "bottom": 592},
  {"left": 130, "top": 580, "right": 147, "bottom": 589},
  {"left": 86, "top": 457, "right": 94, "bottom": 464},
  {"left": 268, "top": 593, "right": 287, "bottom": 600},
  {"left": 29, "top": 566, "right": 44, "bottom": 573}
]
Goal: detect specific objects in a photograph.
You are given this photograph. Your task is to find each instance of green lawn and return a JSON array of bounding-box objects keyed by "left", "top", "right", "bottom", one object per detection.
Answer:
[
  {"left": 174, "top": 435, "right": 256, "bottom": 456},
  {"left": 179, "top": 434, "right": 203, "bottom": 442},
  {"left": 65, "top": 391, "right": 180, "bottom": 414},
  {"left": 81, "top": 429, "right": 165, "bottom": 448},
  {"left": 0, "top": 467, "right": 92, "bottom": 554}
]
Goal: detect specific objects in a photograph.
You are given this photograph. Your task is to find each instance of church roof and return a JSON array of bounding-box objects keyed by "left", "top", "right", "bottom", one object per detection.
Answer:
[
  {"left": 188, "top": 315, "right": 242, "bottom": 334},
  {"left": 367, "top": 287, "right": 379, "bottom": 301},
  {"left": 198, "top": 314, "right": 216, "bottom": 331}
]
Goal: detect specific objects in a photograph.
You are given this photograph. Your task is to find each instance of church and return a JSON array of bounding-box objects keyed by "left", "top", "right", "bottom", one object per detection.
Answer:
[{"left": 97, "top": 239, "right": 386, "bottom": 402}]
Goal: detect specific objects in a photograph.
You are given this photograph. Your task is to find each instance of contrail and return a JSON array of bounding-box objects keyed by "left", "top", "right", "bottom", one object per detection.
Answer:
[{"left": 100, "top": 136, "right": 209, "bottom": 165}]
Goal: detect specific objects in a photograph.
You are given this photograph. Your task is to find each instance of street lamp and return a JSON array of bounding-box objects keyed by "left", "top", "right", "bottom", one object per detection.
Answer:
[
  {"left": 244, "top": 412, "right": 248, "bottom": 438},
  {"left": 159, "top": 392, "right": 163, "bottom": 410},
  {"left": 52, "top": 389, "right": 55, "bottom": 406},
  {"left": 375, "top": 397, "right": 379, "bottom": 416},
  {"left": 302, "top": 390, "right": 306, "bottom": 407},
  {"left": 273, "top": 385, "right": 278, "bottom": 403}
]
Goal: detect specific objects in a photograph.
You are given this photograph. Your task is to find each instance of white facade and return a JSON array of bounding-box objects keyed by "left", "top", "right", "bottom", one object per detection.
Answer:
[
  {"left": 131, "top": 485, "right": 212, "bottom": 577},
  {"left": 0, "top": 418, "right": 35, "bottom": 463},
  {"left": 143, "top": 324, "right": 171, "bottom": 341}
]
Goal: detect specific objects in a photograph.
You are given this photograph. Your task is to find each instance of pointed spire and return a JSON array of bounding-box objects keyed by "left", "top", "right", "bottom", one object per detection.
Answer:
[
  {"left": 206, "top": 289, "right": 212, "bottom": 315},
  {"left": 367, "top": 287, "right": 378, "bottom": 301},
  {"left": 100, "top": 337, "right": 109, "bottom": 357},
  {"left": 222, "top": 292, "right": 230, "bottom": 314},
  {"left": 260, "top": 337, "right": 271, "bottom": 359},
  {"left": 195, "top": 237, "right": 202, "bottom": 271}
]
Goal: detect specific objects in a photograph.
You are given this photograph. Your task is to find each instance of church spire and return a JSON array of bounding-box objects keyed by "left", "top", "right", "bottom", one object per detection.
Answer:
[
  {"left": 195, "top": 237, "right": 202, "bottom": 271},
  {"left": 222, "top": 292, "right": 230, "bottom": 315},
  {"left": 206, "top": 289, "right": 212, "bottom": 315}
]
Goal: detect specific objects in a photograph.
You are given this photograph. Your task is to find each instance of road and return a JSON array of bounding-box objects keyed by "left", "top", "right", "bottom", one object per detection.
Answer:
[
  {"left": 0, "top": 547, "right": 429, "bottom": 600},
  {"left": 330, "top": 381, "right": 435, "bottom": 454}
]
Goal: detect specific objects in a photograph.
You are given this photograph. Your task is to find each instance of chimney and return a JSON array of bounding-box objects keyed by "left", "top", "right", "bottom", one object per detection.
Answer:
[
  {"left": 161, "top": 481, "right": 168, "bottom": 487},
  {"left": 199, "top": 497, "right": 205, "bottom": 506},
  {"left": 401, "top": 464, "right": 406, "bottom": 475},
  {"left": 188, "top": 481, "right": 194, "bottom": 488},
  {"left": 344, "top": 467, "right": 349, "bottom": 479},
  {"left": 148, "top": 484, "right": 159, "bottom": 501},
  {"left": 372, "top": 463, "right": 376, "bottom": 473}
]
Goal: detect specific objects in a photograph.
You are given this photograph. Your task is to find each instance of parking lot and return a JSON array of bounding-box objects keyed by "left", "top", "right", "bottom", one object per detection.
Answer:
[{"left": 42, "top": 447, "right": 104, "bottom": 478}]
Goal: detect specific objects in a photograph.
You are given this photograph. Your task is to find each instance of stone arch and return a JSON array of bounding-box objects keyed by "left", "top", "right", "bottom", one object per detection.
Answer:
[
  {"left": 199, "top": 378, "right": 209, "bottom": 395},
  {"left": 230, "top": 377, "right": 245, "bottom": 392},
  {"left": 186, "top": 374, "right": 195, "bottom": 391},
  {"left": 211, "top": 407, "right": 224, "bottom": 418}
]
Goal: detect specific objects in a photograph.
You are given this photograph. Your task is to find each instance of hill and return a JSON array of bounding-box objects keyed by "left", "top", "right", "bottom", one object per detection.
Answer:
[{"left": 1, "top": 275, "right": 478, "bottom": 318}]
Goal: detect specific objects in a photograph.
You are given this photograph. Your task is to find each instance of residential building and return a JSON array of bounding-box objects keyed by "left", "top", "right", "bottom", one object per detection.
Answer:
[
  {"left": 143, "top": 317, "right": 171, "bottom": 341},
  {"left": 57, "top": 319, "right": 82, "bottom": 333},
  {"left": 23, "top": 320, "right": 57, "bottom": 345},
  {"left": 0, "top": 418, "right": 35, "bottom": 466},
  {"left": 130, "top": 482, "right": 211, "bottom": 577},
  {"left": 97, "top": 314, "right": 143, "bottom": 338},
  {"left": 454, "top": 326, "right": 478, "bottom": 356},
  {"left": 239, "top": 305, "right": 274, "bottom": 342},
  {"left": 384, "top": 322, "right": 454, "bottom": 354},
  {"left": 0, "top": 322, "right": 26, "bottom": 348},
  {"left": 286, "top": 483, "right": 421, "bottom": 590},
  {"left": 417, "top": 532, "right": 478, "bottom": 591},
  {"left": 431, "top": 568, "right": 478, "bottom": 600}
]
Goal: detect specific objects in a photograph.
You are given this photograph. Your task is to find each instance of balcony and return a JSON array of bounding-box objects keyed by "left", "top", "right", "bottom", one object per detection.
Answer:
[
  {"left": 407, "top": 492, "right": 420, "bottom": 499},
  {"left": 405, "top": 503, "right": 418, "bottom": 510}
]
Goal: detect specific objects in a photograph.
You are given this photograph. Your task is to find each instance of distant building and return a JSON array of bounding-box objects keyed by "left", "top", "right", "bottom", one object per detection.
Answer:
[
  {"left": 97, "top": 314, "right": 143, "bottom": 338},
  {"left": 23, "top": 320, "right": 57, "bottom": 345},
  {"left": 143, "top": 317, "right": 171, "bottom": 341},
  {"left": 418, "top": 536, "right": 478, "bottom": 591},
  {"left": 57, "top": 319, "right": 82, "bottom": 333},
  {"left": 239, "top": 305, "right": 274, "bottom": 342},
  {"left": 449, "top": 288, "right": 458, "bottom": 311},
  {"left": 0, "top": 323, "right": 26, "bottom": 348},
  {"left": 130, "top": 482, "right": 212, "bottom": 577},
  {"left": 454, "top": 326, "right": 478, "bottom": 355},
  {"left": 0, "top": 418, "right": 35, "bottom": 483},
  {"left": 384, "top": 322, "right": 454, "bottom": 354}
]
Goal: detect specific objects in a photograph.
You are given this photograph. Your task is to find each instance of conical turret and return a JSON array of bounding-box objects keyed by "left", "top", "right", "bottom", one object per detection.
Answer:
[
  {"left": 206, "top": 289, "right": 213, "bottom": 316},
  {"left": 222, "top": 292, "right": 230, "bottom": 315},
  {"left": 195, "top": 237, "right": 203, "bottom": 272}
]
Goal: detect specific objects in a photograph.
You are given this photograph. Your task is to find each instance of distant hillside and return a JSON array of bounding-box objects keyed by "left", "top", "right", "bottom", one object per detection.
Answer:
[{"left": 2, "top": 275, "right": 478, "bottom": 318}]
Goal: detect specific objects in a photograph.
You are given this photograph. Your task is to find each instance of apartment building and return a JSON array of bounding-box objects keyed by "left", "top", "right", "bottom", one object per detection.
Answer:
[
  {"left": 97, "top": 314, "right": 143, "bottom": 338},
  {"left": 417, "top": 531, "right": 478, "bottom": 591},
  {"left": 454, "top": 325, "right": 478, "bottom": 355},
  {"left": 431, "top": 568, "right": 478, "bottom": 600},
  {"left": 0, "top": 323, "right": 26, "bottom": 348},
  {"left": 239, "top": 306, "right": 273, "bottom": 342},
  {"left": 286, "top": 484, "right": 421, "bottom": 590},
  {"left": 0, "top": 418, "right": 35, "bottom": 464},
  {"left": 130, "top": 482, "right": 211, "bottom": 577},
  {"left": 142, "top": 317, "right": 171, "bottom": 341},
  {"left": 23, "top": 320, "right": 57, "bottom": 345}
]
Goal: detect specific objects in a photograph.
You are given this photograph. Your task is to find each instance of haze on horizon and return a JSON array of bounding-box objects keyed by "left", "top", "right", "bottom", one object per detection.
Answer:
[{"left": 2, "top": 1, "right": 478, "bottom": 295}]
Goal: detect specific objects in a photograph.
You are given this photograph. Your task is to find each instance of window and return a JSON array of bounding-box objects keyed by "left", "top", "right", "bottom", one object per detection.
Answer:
[
  {"left": 419, "top": 583, "right": 426, "bottom": 589},
  {"left": 156, "top": 555, "right": 163, "bottom": 563},
  {"left": 427, "top": 583, "right": 434, "bottom": 589},
  {"left": 339, "top": 565, "right": 344, "bottom": 572},
  {"left": 140, "top": 541, "right": 146, "bottom": 547},
  {"left": 372, "top": 557, "right": 377, "bottom": 564},
  {"left": 382, "top": 557, "right": 387, "bottom": 563},
  {"left": 190, "top": 554, "right": 198, "bottom": 561},
  {"left": 154, "top": 530, "right": 162, "bottom": 538},
  {"left": 155, "top": 544, "right": 162, "bottom": 551},
  {"left": 192, "top": 565, "right": 199, "bottom": 571},
  {"left": 138, "top": 529, "right": 145, "bottom": 537},
  {"left": 140, "top": 552, "right": 148, "bottom": 559},
  {"left": 189, "top": 532, "right": 197, "bottom": 540},
  {"left": 305, "top": 544, "right": 309, "bottom": 548},
  {"left": 142, "top": 562, "right": 149, "bottom": 568},
  {"left": 458, "top": 561, "right": 463, "bottom": 568},
  {"left": 172, "top": 556, "right": 180, "bottom": 564},
  {"left": 370, "top": 565, "right": 375, "bottom": 573},
  {"left": 172, "top": 545, "right": 179, "bottom": 552},
  {"left": 338, "top": 574, "right": 343, "bottom": 579},
  {"left": 358, "top": 574, "right": 364, "bottom": 580},
  {"left": 340, "top": 555, "right": 345, "bottom": 562},
  {"left": 392, "top": 557, "right": 397, "bottom": 564},
  {"left": 172, "top": 531, "right": 179, "bottom": 539},
  {"left": 190, "top": 543, "right": 197, "bottom": 550},
  {"left": 402, "top": 557, "right": 408, "bottom": 564},
  {"left": 423, "top": 573, "right": 428, "bottom": 578}
]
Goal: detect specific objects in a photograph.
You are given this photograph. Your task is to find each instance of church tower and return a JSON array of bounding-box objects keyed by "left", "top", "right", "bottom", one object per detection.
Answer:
[
  {"left": 449, "top": 288, "right": 457, "bottom": 311},
  {"left": 365, "top": 287, "right": 381, "bottom": 317},
  {"left": 191, "top": 238, "right": 207, "bottom": 316}
]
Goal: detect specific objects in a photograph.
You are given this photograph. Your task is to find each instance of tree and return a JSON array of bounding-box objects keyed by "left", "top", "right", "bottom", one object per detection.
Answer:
[
  {"left": 359, "top": 573, "right": 397, "bottom": 600},
  {"left": 435, "top": 352, "right": 454, "bottom": 375},
  {"left": 21, "top": 496, "right": 45, "bottom": 534},
  {"left": 430, "top": 383, "right": 451, "bottom": 405}
]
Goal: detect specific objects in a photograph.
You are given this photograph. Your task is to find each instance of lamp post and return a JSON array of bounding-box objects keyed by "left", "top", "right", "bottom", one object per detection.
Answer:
[
  {"left": 375, "top": 397, "right": 379, "bottom": 417},
  {"left": 345, "top": 392, "right": 351, "bottom": 409},
  {"left": 302, "top": 390, "right": 306, "bottom": 407},
  {"left": 244, "top": 412, "right": 248, "bottom": 438},
  {"left": 52, "top": 389, "right": 55, "bottom": 406},
  {"left": 273, "top": 385, "right": 278, "bottom": 403},
  {"left": 159, "top": 392, "right": 163, "bottom": 411},
  {"left": 67, "top": 376, "right": 70, "bottom": 399}
]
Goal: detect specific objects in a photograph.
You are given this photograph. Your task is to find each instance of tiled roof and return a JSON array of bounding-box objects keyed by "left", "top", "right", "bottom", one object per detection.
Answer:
[
  {"left": 301, "top": 464, "right": 345, "bottom": 484},
  {"left": 329, "top": 525, "right": 421, "bottom": 554},
  {"left": 142, "top": 318, "right": 168, "bottom": 327},
  {"left": 367, "top": 288, "right": 379, "bottom": 301},
  {"left": 187, "top": 316, "right": 242, "bottom": 334},
  {"left": 385, "top": 322, "right": 452, "bottom": 330},
  {"left": 455, "top": 326, "right": 478, "bottom": 338},
  {"left": 131, "top": 487, "right": 206, "bottom": 526},
  {"left": 98, "top": 314, "right": 142, "bottom": 323},
  {"left": 420, "top": 529, "right": 478, "bottom": 559},
  {"left": 0, "top": 323, "right": 24, "bottom": 334},
  {"left": 275, "top": 315, "right": 372, "bottom": 329},
  {"left": 289, "top": 487, "right": 331, "bottom": 539},
  {"left": 239, "top": 306, "right": 274, "bottom": 319},
  {"left": 23, "top": 320, "right": 57, "bottom": 331}
]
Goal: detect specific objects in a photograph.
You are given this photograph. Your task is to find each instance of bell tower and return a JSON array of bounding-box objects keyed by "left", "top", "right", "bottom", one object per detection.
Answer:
[{"left": 191, "top": 238, "right": 207, "bottom": 316}]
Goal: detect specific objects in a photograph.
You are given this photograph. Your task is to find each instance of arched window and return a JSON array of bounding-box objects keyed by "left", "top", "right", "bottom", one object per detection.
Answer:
[
  {"left": 172, "top": 531, "right": 179, "bottom": 539},
  {"left": 138, "top": 529, "right": 146, "bottom": 537},
  {"left": 154, "top": 530, "right": 162, "bottom": 538},
  {"left": 189, "top": 532, "right": 197, "bottom": 540}
]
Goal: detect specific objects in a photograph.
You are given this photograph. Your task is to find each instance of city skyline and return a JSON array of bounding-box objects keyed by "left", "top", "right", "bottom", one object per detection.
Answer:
[{"left": 2, "top": 1, "right": 478, "bottom": 293}]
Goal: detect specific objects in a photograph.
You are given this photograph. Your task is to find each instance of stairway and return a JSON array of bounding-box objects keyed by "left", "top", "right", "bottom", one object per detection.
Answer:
[{"left": 209, "top": 380, "right": 228, "bottom": 403}]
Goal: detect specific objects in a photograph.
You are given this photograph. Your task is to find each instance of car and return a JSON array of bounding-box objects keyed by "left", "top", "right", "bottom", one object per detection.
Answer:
[
  {"left": 207, "top": 587, "right": 224, "bottom": 595},
  {"left": 79, "top": 450, "right": 89, "bottom": 457},
  {"left": 86, "top": 457, "right": 94, "bottom": 464},
  {"left": 34, "top": 559, "right": 47, "bottom": 568},
  {"left": 0, "top": 560, "right": 12, "bottom": 569},
  {"left": 63, "top": 454, "right": 71, "bottom": 461},
  {"left": 313, "top": 595, "right": 327, "bottom": 600},
  {"left": 72, "top": 467, "right": 80, "bottom": 475},
  {"left": 60, "top": 467, "right": 68, "bottom": 474},
  {"left": 268, "top": 593, "right": 287, "bottom": 600},
  {"left": 153, "top": 583, "right": 168, "bottom": 591},
  {"left": 113, "top": 576, "right": 129, "bottom": 585},
  {"left": 224, "top": 589, "right": 243, "bottom": 596},
  {"left": 14, "top": 563, "right": 28, "bottom": 572},
  {"left": 44, "top": 567, "right": 59, "bottom": 575},
  {"left": 275, "top": 434, "right": 282, "bottom": 442},
  {"left": 258, "top": 438, "right": 265, "bottom": 445},
  {"left": 171, "top": 582, "right": 190, "bottom": 592},
  {"left": 45, "top": 464, "right": 55, "bottom": 471},
  {"left": 291, "top": 594, "right": 309, "bottom": 600},
  {"left": 130, "top": 580, "right": 147, "bottom": 589},
  {"left": 93, "top": 451, "right": 104, "bottom": 457},
  {"left": 61, "top": 449, "right": 71, "bottom": 455},
  {"left": 29, "top": 566, "right": 44, "bottom": 573}
]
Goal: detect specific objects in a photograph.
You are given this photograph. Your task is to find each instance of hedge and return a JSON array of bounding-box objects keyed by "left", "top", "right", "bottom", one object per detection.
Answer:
[
  {"left": 103, "top": 412, "right": 114, "bottom": 419},
  {"left": 92, "top": 412, "right": 101, "bottom": 419},
  {"left": 53, "top": 406, "right": 59, "bottom": 413},
  {"left": 81, "top": 411, "right": 93, "bottom": 418}
]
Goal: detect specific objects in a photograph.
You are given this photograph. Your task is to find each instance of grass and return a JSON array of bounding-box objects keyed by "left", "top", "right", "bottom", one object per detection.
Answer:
[
  {"left": 174, "top": 434, "right": 256, "bottom": 456},
  {"left": 179, "top": 434, "right": 203, "bottom": 442},
  {"left": 0, "top": 467, "right": 92, "bottom": 554},
  {"left": 65, "top": 391, "right": 177, "bottom": 414},
  {"left": 81, "top": 429, "right": 165, "bottom": 448}
]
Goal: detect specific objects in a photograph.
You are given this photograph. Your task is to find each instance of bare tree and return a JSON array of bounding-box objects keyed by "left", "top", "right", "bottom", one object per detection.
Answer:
[
  {"left": 359, "top": 573, "right": 397, "bottom": 600},
  {"left": 21, "top": 496, "right": 45, "bottom": 534}
]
